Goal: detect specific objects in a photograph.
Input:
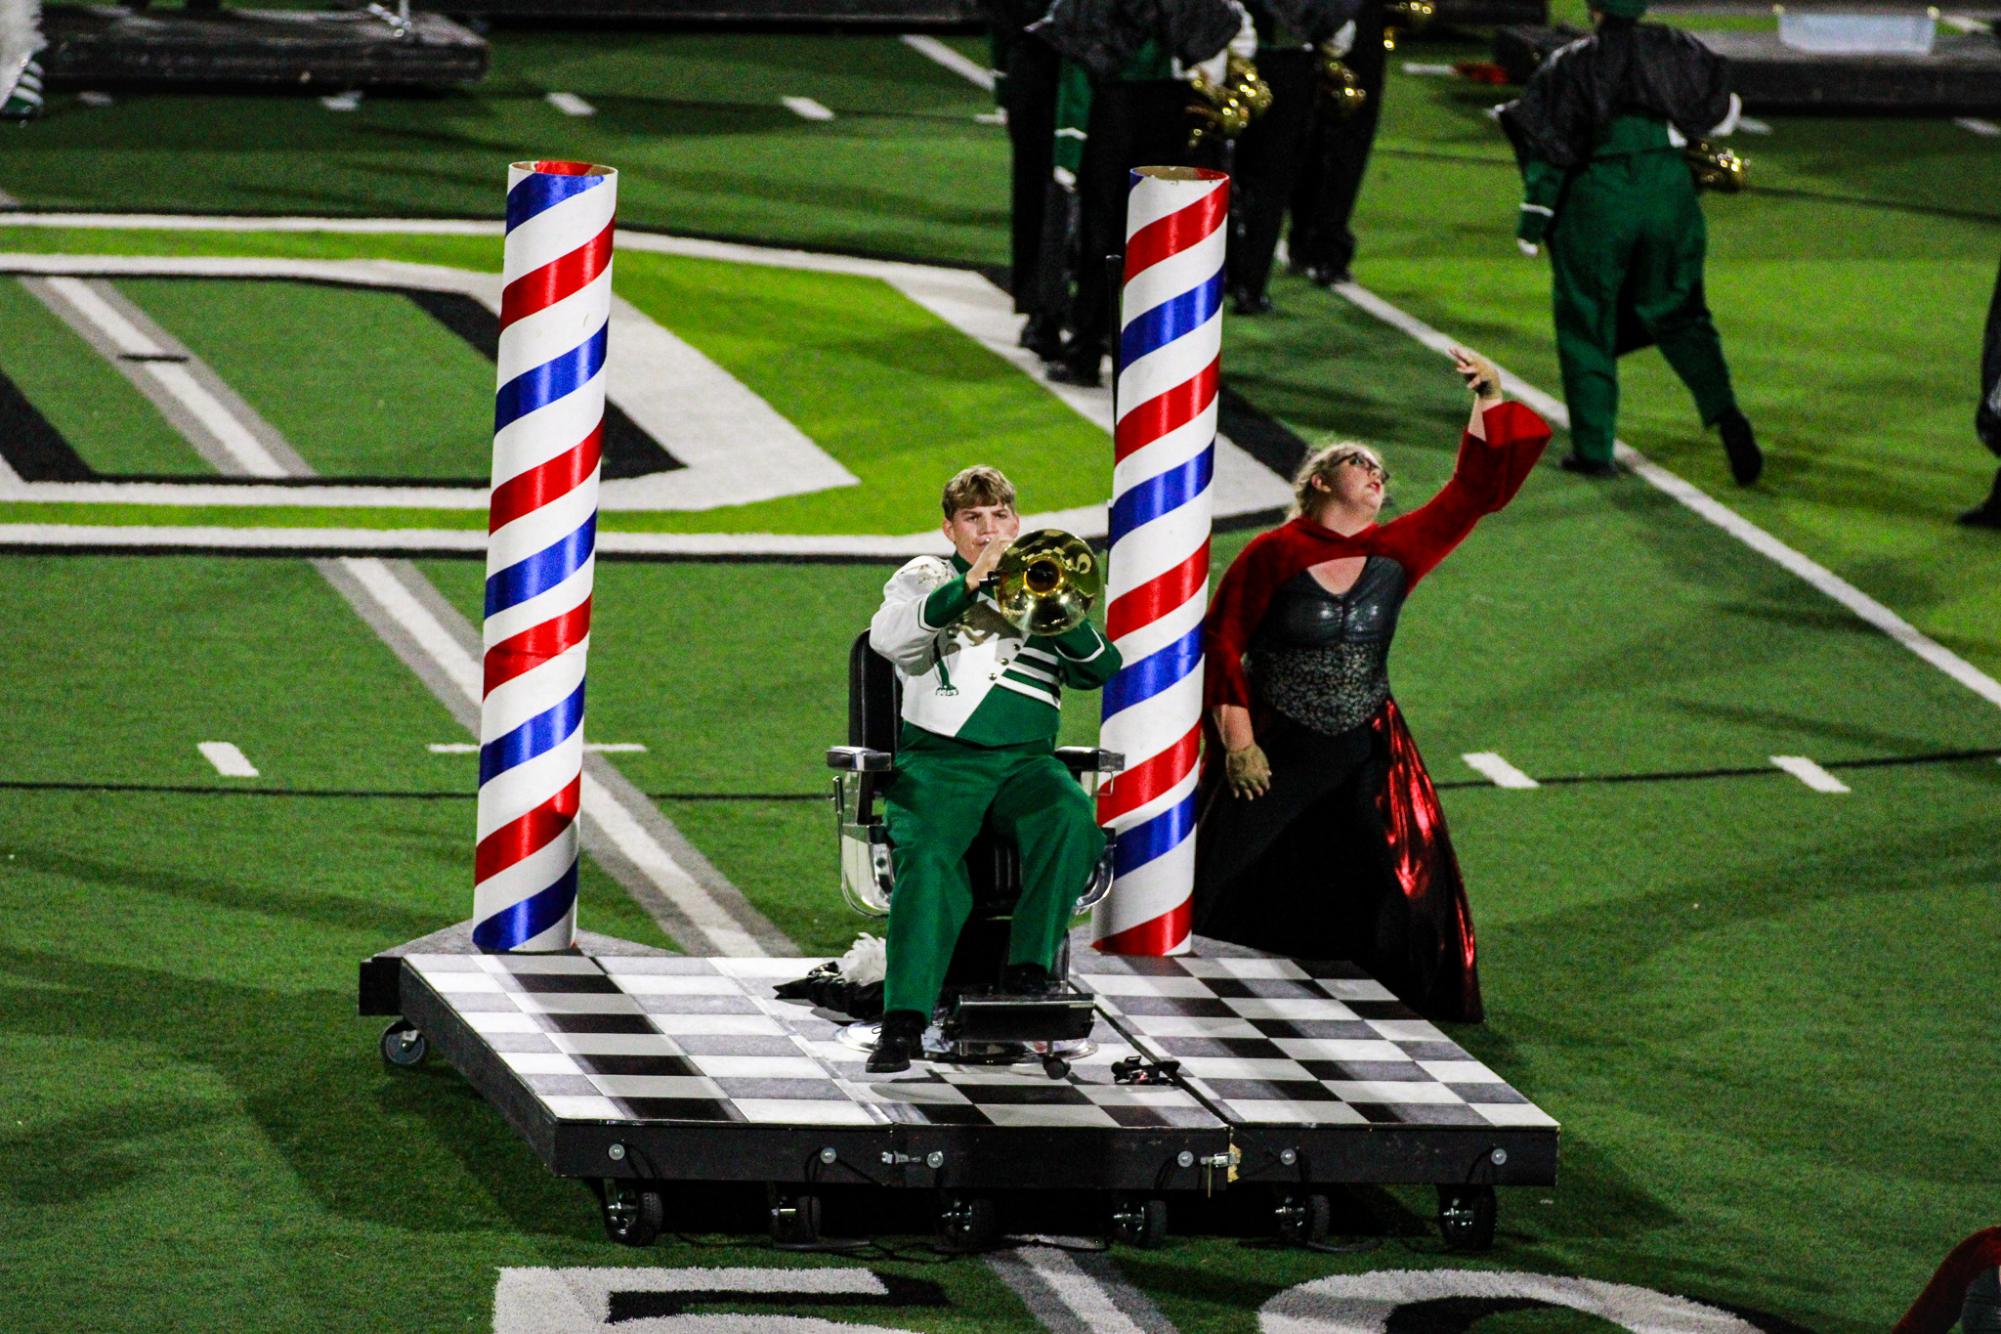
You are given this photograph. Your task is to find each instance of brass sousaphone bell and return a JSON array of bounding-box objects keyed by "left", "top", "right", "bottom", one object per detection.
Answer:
[{"left": 991, "top": 529, "right": 1104, "bottom": 638}]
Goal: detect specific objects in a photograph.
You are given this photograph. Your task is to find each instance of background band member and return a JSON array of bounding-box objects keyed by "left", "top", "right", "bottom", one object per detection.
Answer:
[
  {"left": 1286, "top": 0, "right": 1381, "bottom": 288},
  {"left": 1032, "top": 0, "right": 1253, "bottom": 386},
  {"left": 1227, "top": 0, "right": 1362, "bottom": 313},
  {"left": 988, "top": 0, "right": 1068, "bottom": 360},
  {"left": 1499, "top": 0, "right": 1760, "bottom": 484},
  {"left": 1191, "top": 350, "right": 1549, "bottom": 1023},
  {"left": 1962, "top": 257, "right": 2001, "bottom": 528},
  {"left": 865, "top": 467, "right": 1122, "bottom": 1071}
]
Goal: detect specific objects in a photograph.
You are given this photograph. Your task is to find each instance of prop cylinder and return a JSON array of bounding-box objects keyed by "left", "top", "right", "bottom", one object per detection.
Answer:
[
  {"left": 471, "top": 159, "right": 617, "bottom": 953},
  {"left": 1093, "top": 165, "right": 1228, "bottom": 957}
]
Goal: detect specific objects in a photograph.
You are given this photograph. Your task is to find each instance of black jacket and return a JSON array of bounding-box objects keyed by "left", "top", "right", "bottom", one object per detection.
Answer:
[
  {"left": 1499, "top": 20, "right": 1732, "bottom": 169},
  {"left": 1981, "top": 258, "right": 2001, "bottom": 453},
  {"left": 1030, "top": 0, "right": 1245, "bottom": 81},
  {"left": 1245, "top": 0, "right": 1363, "bottom": 44}
]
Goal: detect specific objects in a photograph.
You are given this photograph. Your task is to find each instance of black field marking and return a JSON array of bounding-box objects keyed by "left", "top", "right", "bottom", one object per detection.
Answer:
[
  {"left": 6, "top": 747, "right": 2000, "bottom": 803},
  {"left": 116, "top": 351, "right": 191, "bottom": 364},
  {"left": 0, "top": 367, "right": 94, "bottom": 481},
  {"left": 1218, "top": 385, "right": 1310, "bottom": 482},
  {"left": 607, "top": 1274, "right": 947, "bottom": 1322},
  {"left": 399, "top": 288, "right": 682, "bottom": 480}
]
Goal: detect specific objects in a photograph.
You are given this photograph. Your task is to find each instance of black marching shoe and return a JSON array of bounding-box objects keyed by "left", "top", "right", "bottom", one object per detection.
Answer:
[
  {"left": 1294, "top": 261, "right": 1351, "bottom": 288},
  {"left": 1229, "top": 285, "right": 1274, "bottom": 316},
  {"left": 1017, "top": 315, "right": 1063, "bottom": 363},
  {"left": 1045, "top": 351, "right": 1103, "bottom": 388},
  {"left": 866, "top": 1010, "right": 926, "bottom": 1074},
  {"left": 1957, "top": 467, "right": 2001, "bottom": 529},
  {"left": 1559, "top": 452, "right": 1619, "bottom": 478},
  {"left": 1717, "top": 408, "right": 1763, "bottom": 486}
]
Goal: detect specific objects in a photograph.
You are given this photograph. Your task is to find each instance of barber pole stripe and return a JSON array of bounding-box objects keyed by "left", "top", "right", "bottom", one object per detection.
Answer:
[
  {"left": 472, "top": 159, "right": 617, "bottom": 953},
  {"left": 1094, "top": 166, "right": 1228, "bottom": 957}
]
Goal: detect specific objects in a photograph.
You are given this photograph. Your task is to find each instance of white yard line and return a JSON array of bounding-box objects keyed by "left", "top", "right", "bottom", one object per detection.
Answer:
[
  {"left": 544, "top": 91, "right": 596, "bottom": 117},
  {"left": 1461, "top": 752, "right": 1539, "bottom": 789},
  {"left": 319, "top": 91, "right": 362, "bottom": 113},
  {"left": 782, "top": 96, "right": 835, "bottom": 122},
  {"left": 1770, "top": 755, "right": 1851, "bottom": 794},
  {"left": 1736, "top": 116, "right": 1772, "bottom": 135},
  {"left": 77, "top": 91, "right": 114, "bottom": 108},
  {"left": 986, "top": 1247, "right": 1170, "bottom": 1334},
  {"left": 1331, "top": 278, "right": 2001, "bottom": 714},
  {"left": 1953, "top": 117, "right": 2000, "bottom": 138},
  {"left": 1401, "top": 62, "right": 1456, "bottom": 76},
  {"left": 900, "top": 33, "right": 997, "bottom": 91},
  {"left": 1942, "top": 13, "right": 1993, "bottom": 33},
  {"left": 198, "top": 741, "right": 259, "bottom": 778}
]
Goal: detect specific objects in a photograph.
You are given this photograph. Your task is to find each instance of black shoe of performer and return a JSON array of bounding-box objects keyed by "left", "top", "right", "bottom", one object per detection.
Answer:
[
  {"left": 1559, "top": 452, "right": 1619, "bottom": 478},
  {"left": 1018, "top": 315, "right": 1063, "bottom": 362},
  {"left": 1718, "top": 408, "right": 1763, "bottom": 486},
  {"left": 1957, "top": 468, "right": 2001, "bottom": 529},
  {"left": 1295, "top": 261, "right": 1350, "bottom": 289},
  {"left": 1046, "top": 353, "right": 1102, "bottom": 388},
  {"left": 1230, "top": 286, "right": 1274, "bottom": 316},
  {"left": 866, "top": 1009, "right": 926, "bottom": 1074},
  {"left": 1000, "top": 962, "right": 1053, "bottom": 996}
]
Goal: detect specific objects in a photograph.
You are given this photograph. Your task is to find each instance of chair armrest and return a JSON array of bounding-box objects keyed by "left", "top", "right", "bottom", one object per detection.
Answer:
[
  {"left": 1055, "top": 746, "right": 1125, "bottom": 775},
  {"left": 827, "top": 746, "right": 894, "bottom": 772}
]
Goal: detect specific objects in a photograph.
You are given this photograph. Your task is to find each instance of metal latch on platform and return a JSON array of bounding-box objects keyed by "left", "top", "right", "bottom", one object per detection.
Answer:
[
  {"left": 1198, "top": 1145, "right": 1240, "bottom": 1196},
  {"left": 881, "top": 1150, "right": 946, "bottom": 1169}
]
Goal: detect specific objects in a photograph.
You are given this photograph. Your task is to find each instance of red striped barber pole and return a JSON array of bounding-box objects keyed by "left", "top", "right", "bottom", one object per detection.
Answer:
[
  {"left": 471, "top": 160, "right": 616, "bottom": 952},
  {"left": 1093, "top": 166, "right": 1228, "bottom": 957}
]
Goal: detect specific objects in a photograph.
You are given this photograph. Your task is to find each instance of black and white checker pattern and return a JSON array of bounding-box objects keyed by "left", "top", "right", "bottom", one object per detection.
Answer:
[
  {"left": 406, "top": 953, "right": 1216, "bottom": 1132},
  {"left": 1073, "top": 955, "right": 1558, "bottom": 1130}
]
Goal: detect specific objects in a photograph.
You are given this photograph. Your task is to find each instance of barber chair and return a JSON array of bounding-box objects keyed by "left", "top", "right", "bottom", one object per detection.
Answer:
[{"left": 827, "top": 631, "right": 1123, "bottom": 1077}]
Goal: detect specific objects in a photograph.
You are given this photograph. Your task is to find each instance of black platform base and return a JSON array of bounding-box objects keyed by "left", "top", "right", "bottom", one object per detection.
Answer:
[
  {"left": 361, "top": 922, "right": 1559, "bottom": 1248},
  {"left": 1497, "top": 23, "right": 2001, "bottom": 114},
  {"left": 41, "top": 5, "right": 489, "bottom": 90}
]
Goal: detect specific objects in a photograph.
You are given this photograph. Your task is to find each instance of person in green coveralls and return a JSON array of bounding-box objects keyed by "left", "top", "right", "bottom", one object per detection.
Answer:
[
  {"left": 863, "top": 467, "right": 1123, "bottom": 1072},
  {"left": 1499, "top": 0, "right": 1762, "bottom": 485}
]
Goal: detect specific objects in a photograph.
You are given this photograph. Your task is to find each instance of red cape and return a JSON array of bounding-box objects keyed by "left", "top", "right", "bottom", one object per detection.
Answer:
[{"left": 1897, "top": 1228, "right": 2001, "bottom": 1334}]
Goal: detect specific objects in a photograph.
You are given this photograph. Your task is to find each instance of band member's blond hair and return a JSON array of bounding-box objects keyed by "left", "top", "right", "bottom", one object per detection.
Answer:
[
  {"left": 1289, "top": 442, "right": 1389, "bottom": 517},
  {"left": 940, "top": 465, "right": 1017, "bottom": 519}
]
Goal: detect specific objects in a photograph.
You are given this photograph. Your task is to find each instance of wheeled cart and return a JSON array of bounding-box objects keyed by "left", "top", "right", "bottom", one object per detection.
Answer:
[{"left": 360, "top": 924, "right": 1557, "bottom": 1251}]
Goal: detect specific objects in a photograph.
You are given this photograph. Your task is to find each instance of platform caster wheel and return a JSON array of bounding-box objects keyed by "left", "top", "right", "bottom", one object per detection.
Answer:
[
  {"left": 600, "top": 1179, "right": 664, "bottom": 1247},
  {"left": 1108, "top": 1195, "right": 1168, "bottom": 1249},
  {"left": 1437, "top": 1184, "right": 1496, "bottom": 1252},
  {"left": 937, "top": 1193, "right": 999, "bottom": 1252},
  {"left": 1274, "top": 1191, "right": 1331, "bottom": 1247},
  {"left": 1041, "top": 1054, "right": 1070, "bottom": 1080},
  {"left": 380, "top": 1019, "right": 428, "bottom": 1068},
  {"left": 768, "top": 1191, "right": 823, "bottom": 1246}
]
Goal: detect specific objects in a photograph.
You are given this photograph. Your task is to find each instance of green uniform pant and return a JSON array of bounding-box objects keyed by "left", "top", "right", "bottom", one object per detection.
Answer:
[
  {"left": 1550, "top": 150, "right": 1738, "bottom": 463},
  {"left": 880, "top": 730, "right": 1104, "bottom": 1018}
]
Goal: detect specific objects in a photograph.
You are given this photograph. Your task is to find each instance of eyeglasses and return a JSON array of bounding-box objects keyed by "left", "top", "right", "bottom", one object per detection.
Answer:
[{"left": 1329, "top": 453, "right": 1389, "bottom": 483}]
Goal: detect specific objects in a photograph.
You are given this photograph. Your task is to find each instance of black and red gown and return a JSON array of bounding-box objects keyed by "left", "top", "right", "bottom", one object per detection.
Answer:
[{"left": 1193, "top": 400, "right": 1551, "bottom": 1023}]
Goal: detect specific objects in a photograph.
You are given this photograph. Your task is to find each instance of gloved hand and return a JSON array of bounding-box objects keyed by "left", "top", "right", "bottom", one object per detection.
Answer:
[
  {"left": 1226, "top": 743, "right": 1272, "bottom": 800},
  {"left": 1325, "top": 19, "right": 1357, "bottom": 57},
  {"left": 1228, "top": 3, "right": 1258, "bottom": 60},
  {"left": 1517, "top": 238, "right": 1540, "bottom": 257},
  {"left": 1516, "top": 203, "right": 1550, "bottom": 250}
]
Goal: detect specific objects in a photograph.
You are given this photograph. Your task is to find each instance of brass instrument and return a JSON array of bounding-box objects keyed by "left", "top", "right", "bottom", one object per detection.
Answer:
[
  {"left": 1317, "top": 51, "right": 1369, "bottom": 120},
  {"left": 991, "top": 529, "right": 1104, "bottom": 638},
  {"left": 1685, "top": 139, "right": 1748, "bottom": 193},
  {"left": 1382, "top": 0, "right": 1435, "bottom": 50},
  {"left": 1187, "top": 56, "right": 1274, "bottom": 151}
]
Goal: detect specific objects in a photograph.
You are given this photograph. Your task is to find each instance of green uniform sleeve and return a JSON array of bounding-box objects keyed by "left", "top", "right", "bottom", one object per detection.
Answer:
[
  {"left": 921, "top": 575, "right": 975, "bottom": 630},
  {"left": 1037, "top": 622, "right": 1122, "bottom": 689},
  {"left": 1518, "top": 158, "right": 1564, "bottom": 245}
]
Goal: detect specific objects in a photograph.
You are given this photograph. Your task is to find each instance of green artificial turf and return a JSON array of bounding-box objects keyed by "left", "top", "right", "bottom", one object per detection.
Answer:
[{"left": 2, "top": 27, "right": 2000, "bottom": 1334}]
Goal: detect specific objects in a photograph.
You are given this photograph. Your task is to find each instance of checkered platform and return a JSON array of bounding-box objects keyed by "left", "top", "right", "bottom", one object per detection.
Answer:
[
  {"left": 1072, "top": 955, "right": 1559, "bottom": 1131},
  {"left": 406, "top": 953, "right": 1216, "bottom": 1132}
]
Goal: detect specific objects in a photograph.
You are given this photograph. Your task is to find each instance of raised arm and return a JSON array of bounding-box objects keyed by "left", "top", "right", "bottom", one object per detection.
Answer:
[{"left": 1375, "top": 350, "right": 1552, "bottom": 588}]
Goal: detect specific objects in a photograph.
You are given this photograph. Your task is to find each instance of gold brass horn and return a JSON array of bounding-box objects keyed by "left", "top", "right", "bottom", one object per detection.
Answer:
[
  {"left": 1685, "top": 139, "right": 1748, "bottom": 193},
  {"left": 1186, "top": 57, "right": 1273, "bottom": 151},
  {"left": 1318, "top": 53, "right": 1369, "bottom": 119},
  {"left": 991, "top": 529, "right": 1104, "bottom": 638}
]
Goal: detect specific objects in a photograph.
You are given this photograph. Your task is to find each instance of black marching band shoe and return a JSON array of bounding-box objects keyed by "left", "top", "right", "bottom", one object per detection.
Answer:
[{"left": 865, "top": 1009, "right": 926, "bottom": 1074}]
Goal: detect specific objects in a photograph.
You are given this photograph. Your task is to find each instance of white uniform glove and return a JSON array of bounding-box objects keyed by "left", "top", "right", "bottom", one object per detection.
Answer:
[
  {"left": 1326, "top": 19, "right": 1357, "bottom": 57},
  {"left": 1228, "top": 2, "right": 1258, "bottom": 59},
  {"left": 1517, "top": 239, "right": 1540, "bottom": 257}
]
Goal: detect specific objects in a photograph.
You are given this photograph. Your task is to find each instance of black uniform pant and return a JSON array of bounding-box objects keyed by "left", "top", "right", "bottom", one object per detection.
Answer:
[
  {"left": 1289, "top": 3, "right": 1386, "bottom": 279},
  {"left": 1191, "top": 713, "right": 1406, "bottom": 976},
  {"left": 1067, "top": 79, "right": 1222, "bottom": 371},
  {"left": 1226, "top": 46, "right": 1316, "bottom": 304},
  {"left": 1004, "top": 36, "right": 1060, "bottom": 324}
]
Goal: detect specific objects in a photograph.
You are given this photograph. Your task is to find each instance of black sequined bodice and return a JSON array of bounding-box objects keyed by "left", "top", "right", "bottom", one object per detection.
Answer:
[{"left": 1250, "top": 558, "right": 1408, "bottom": 736}]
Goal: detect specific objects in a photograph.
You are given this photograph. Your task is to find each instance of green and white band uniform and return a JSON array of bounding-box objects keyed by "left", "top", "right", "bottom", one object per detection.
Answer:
[{"left": 867, "top": 551, "right": 1123, "bottom": 1019}]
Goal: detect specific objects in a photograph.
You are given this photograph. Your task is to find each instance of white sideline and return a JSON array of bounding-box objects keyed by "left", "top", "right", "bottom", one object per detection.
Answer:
[
  {"left": 901, "top": 33, "right": 996, "bottom": 91},
  {"left": 1331, "top": 279, "right": 2001, "bottom": 714},
  {"left": 1770, "top": 755, "right": 1851, "bottom": 793},
  {"left": 544, "top": 91, "right": 596, "bottom": 117},
  {"left": 197, "top": 741, "right": 259, "bottom": 778},
  {"left": 782, "top": 95, "right": 835, "bottom": 122},
  {"left": 1462, "top": 752, "right": 1539, "bottom": 789}
]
